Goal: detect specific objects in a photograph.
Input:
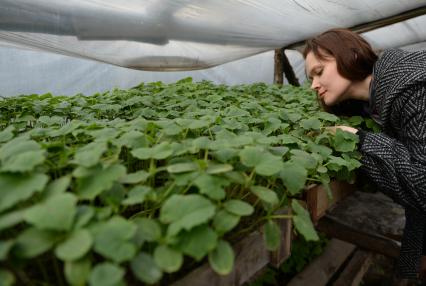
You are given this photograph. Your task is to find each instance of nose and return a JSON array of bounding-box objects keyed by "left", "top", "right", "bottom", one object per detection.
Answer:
[{"left": 310, "top": 77, "right": 320, "bottom": 91}]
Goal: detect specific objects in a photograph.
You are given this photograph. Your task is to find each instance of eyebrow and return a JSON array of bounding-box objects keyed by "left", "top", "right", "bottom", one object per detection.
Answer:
[{"left": 307, "top": 65, "right": 322, "bottom": 79}]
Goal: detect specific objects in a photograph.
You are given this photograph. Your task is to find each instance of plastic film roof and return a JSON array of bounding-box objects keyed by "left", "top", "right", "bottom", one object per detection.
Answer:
[
  {"left": 363, "top": 14, "right": 426, "bottom": 51},
  {"left": 0, "top": 0, "right": 424, "bottom": 71}
]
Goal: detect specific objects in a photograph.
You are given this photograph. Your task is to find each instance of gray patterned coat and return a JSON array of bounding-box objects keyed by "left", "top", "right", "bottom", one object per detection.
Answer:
[{"left": 358, "top": 48, "right": 426, "bottom": 279}]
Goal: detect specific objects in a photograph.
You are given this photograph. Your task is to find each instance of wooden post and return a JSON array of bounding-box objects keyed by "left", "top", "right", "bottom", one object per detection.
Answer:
[{"left": 274, "top": 48, "right": 284, "bottom": 84}]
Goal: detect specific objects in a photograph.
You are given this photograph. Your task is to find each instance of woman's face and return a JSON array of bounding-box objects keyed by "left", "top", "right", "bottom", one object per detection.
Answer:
[{"left": 305, "top": 51, "right": 352, "bottom": 106}]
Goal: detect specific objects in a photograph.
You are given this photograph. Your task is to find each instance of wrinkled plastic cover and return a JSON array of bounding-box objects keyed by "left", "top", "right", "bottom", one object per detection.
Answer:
[
  {"left": 0, "top": 0, "right": 423, "bottom": 71},
  {"left": 363, "top": 15, "right": 426, "bottom": 50}
]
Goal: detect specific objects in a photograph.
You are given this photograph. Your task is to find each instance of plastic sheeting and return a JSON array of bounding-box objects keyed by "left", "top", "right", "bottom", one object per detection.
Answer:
[
  {"left": 363, "top": 15, "right": 426, "bottom": 51},
  {"left": 0, "top": 46, "right": 305, "bottom": 97},
  {"left": 0, "top": 0, "right": 424, "bottom": 71}
]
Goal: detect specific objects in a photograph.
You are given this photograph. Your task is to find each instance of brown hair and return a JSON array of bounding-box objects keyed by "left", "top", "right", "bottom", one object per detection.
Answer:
[{"left": 303, "top": 29, "right": 378, "bottom": 115}]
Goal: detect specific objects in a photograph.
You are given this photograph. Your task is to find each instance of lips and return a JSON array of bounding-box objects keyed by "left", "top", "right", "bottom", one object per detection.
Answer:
[{"left": 319, "top": 91, "right": 326, "bottom": 98}]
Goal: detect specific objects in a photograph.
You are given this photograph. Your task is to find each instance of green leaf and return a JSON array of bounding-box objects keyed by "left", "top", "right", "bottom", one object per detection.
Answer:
[
  {"left": 264, "top": 220, "right": 281, "bottom": 251},
  {"left": 133, "top": 217, "right": 162, "bottom": 245},
  {"left": 76, "top": 164, "right": 126, "bottom": 200},
  {"left": 300, "top": 118, "right": 321, "bottom": 130},
  {"left": 0, "top": 269, "right": 15, "bottom": 286},
  {"left": 290, "top": 150, "right": 317, "bottom": 170},
  {"left": 347, "top": 116, "right": 363, "bottom": 125},
  {"left": 0, "top": 173, "right": 49, "bottom": 212},
  {"left": 0, "top": 209, "right": 25, "bottom": 231},
  {"left": 160, "top": 194, "right": 216, "bottom": 237},
  {"left": 119, "top": 170, "right": 150, "bottom": 184},
  {"left": 213, "top": 210, "right": 240, "bottom": 234},
  {"left": 132, "top": 142, "right": 174, "bottom": 160},
  {"left": 291, "top": 200, "right": 319, "bottom": 241},
  {"left": 223, "top": 200, "right": 254, "bottom": 216},
  {"left": 131, "top": 253, "right": 163, "bottom": 284},
  {"left": 317, "top": 112, "right": 339, "bottom": 122},
  {"left": 206, "top": 163, "right": 233, "bottom": 174},
  {"left": 1, "top": 149, "right": 45, "bottom": 172},
  {"left": 176, "top": 118, "right": 209, "bottom": 129},
  {"left": 193, "top": 174, "right": 228, "bottom": 200},
  {"left": 208, "top": 240, "right": 234, "bottom": 275},
  {"left": 279, "top": 162, "right": 308, "bottom": 195},
  {"left": 0, "top": 126, "right": 14, "bottom": 143},
  {"left": 154, "top": 245, "right": 183, "bottom": 273},
  {"left": 65, "top": 257, "right": 92, "bottom": 286},
  {"left": 239, "top": 147, "right": 284, "bottom": 176},
  {"left": 113, "top": 130, "right": 148, "bottom": 149},
  {"left": 239, "top": 146, "right": 263, "bottom": 167},
  {"left": 14, "top": 228, "right": 58, "bottom": 258},
  {"left": 0, "top": 138, "right": 40, "bottom": 161},
  {"left": 176, "top": 225, "right": 218, "bottom": 261},
  {"left": 333, "top": 129, "right": 359, "bottom": 152},
  {"left": 43, "top": 176, "right": 71, "bottom": 199},
  {"left": 55, "top": 229, "right": 93, "bottom": 261},
  {"left": 74, "top": 141, "right": 107, "bottom": 167},
  {"left": 0, "top": 240, "right": 14, "bottom": 261},
  {"left": 250, "top": 186, "right": 279, "bottom": 207},
  {"left": 122, "top": 186, "right": 152, "bottom": 205},
  {"left": 166, "top": 162, "right": 198, "bottom": 173},
  {"left": 74, "top": 206, "right": 95, "bottom": 229},
  {"left": 89, "top": 262, "right": 124, "bottom": 286},
  {"left": 306, "top": 141, "right": 332, "bottom": 159},
  {"left": 254, "top": 153, "right": 284, "bottom": 176},
  {"left": 93, "top": 216, "right": 137, "bottom": 263},
  {"left": 24, "top": 193, "right": 77, "bottom": 231}
]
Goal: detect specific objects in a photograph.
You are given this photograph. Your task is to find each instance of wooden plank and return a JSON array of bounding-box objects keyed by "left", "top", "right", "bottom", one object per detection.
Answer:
[
  {"left": 317, "top": 215, "right": 401, "bottom": 258},
  {"left": 306, "top": 181, "right": 355, "bottom": 223},
  {"left": 287, "top": 239, "right": 356, "bottom": 286},
  {"left": 326, "top": 191, "right": 405, "bottom": 241},
  {"left": 333, "top": 249, "right": 373, "bottom": 286},
  {"left": 171, "top": 230, "right": 268, "bottom": 286},
  {"left": 172, "top": 209, "right": 292, "bottom": 286},
  {"left": 270, "top": 208, "right": 292, "bottom": 267}
]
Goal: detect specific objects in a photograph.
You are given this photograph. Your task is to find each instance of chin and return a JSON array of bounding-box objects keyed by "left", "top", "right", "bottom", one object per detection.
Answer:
[{"left": 322, "top": 97, "right": 339, "bottom": 107}]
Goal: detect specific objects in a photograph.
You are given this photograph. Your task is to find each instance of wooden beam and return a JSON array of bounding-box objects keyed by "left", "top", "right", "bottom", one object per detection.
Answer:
[
  {"left": 286, "top": 6, "right": 426, "bottom": 52},
  {"left": 316, "top": 215, "right": 401, "bottom": 258},
  {"left": 287, "top": 239, "right": 356, "bottom": 286},
  {"left": 333, "top": 250, "right": 373, "bottom": 286},
  {"left": 324, "top": 191, "right": 405, "bottom": 242}
]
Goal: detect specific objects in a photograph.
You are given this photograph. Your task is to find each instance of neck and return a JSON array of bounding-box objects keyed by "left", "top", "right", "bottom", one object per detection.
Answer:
[{"left": 345, "top": 75, "right": 372, "bottom": 102}]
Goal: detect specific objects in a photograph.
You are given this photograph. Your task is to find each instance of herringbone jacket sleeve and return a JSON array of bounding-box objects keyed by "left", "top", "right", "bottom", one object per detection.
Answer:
[
  {"left": 358, "top": 82, "right": 426, "bottom": 278},
  {"left": 358, "top": 83, "right": 426, "bottom": 213}
]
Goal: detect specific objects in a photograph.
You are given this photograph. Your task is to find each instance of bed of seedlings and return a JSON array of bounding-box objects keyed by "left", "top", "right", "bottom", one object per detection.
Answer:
[{"left": 0, "top": 78, "right": 374, "bottom": 285}]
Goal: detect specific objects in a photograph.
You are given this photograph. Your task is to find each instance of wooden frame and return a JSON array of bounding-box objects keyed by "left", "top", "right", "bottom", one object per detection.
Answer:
[
  {"left": 172, "top": 208, "right": 292, "bottom": 286},
  {"left": 172, "top": 180, "right": 356, "bottom": 286},
  {"left": 305, "top": 180, "right": 356, "bottom": 223}
]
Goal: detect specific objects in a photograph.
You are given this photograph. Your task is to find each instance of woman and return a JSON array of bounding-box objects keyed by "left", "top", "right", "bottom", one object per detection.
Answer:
[{"left": 304, "top": 28, "right": 426, "bottom": 280}]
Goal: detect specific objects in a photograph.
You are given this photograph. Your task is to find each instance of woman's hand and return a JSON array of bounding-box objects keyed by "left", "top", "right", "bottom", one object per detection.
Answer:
[{"left": 325, "top": 125, "right": 358, "bottom": 134}]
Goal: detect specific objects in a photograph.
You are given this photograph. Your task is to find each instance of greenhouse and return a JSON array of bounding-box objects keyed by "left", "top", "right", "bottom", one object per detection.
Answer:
[{"left": 0, "top": 1, "right": 426, "bottom": 285}]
